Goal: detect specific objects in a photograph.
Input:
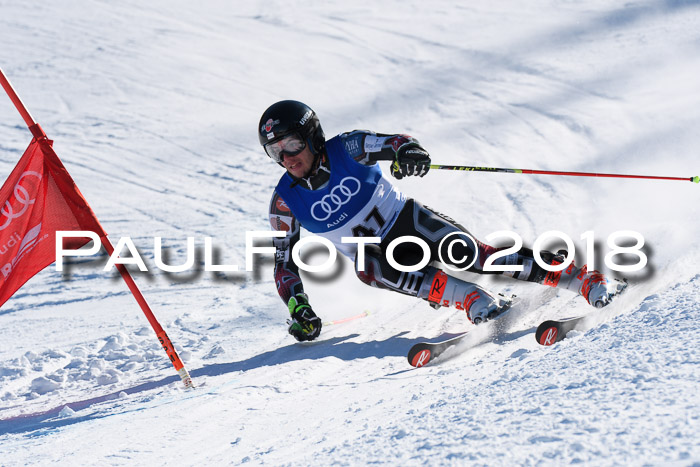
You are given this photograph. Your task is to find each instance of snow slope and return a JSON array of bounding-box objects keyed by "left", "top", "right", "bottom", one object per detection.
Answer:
[{"left": 1, "top": 1, "right": 699, "bottom": 464}]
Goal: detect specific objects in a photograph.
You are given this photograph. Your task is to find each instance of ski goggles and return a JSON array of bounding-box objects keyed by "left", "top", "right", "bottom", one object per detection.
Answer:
[{"left": 264, "top": 133, "right": 306, "bottom": 162}]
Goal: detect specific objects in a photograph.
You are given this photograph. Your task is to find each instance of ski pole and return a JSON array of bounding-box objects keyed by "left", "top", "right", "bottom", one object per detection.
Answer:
[
  {"left": 323, "top": 310, "right": 370, "bottom": 326},
  {"left": 429, "top": 164, "right": 700, "bottom": 184}
]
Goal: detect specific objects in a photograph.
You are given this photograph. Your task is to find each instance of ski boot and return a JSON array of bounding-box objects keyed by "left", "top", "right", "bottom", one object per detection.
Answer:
[
  {"left": 541, "top": 251, "right": 627, "bottom": 308},
  {"left": 419, "top": 268, "right": 514, "bottom": 325},
  {"left": 465, "top": 292, "right": 515, "bottom": 325},
  {"left": 578, "top": 268, "right": 628, "bottom": 308}
]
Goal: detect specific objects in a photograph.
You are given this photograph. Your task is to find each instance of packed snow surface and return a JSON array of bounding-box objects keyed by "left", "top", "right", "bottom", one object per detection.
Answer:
[{"left": 1, "top": 1, "right": 699, "bottom": 465}]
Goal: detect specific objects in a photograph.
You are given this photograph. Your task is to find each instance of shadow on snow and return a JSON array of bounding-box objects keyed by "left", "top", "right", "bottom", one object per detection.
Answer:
[{"left": 0, "top": 330, "right": 458, "bottom": 436}]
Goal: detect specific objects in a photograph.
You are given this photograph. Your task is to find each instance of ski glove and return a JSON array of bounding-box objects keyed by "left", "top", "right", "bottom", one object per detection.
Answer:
[
  {"left": 391, "top": 142, "right": 431, "bottom": 180},
  {"left": 286, "top": 293, "right": 322, "bottom": 342}
]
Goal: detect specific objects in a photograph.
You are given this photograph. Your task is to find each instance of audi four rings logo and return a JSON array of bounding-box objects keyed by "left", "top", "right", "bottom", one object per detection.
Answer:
[
  {"left": 310, "top": 177, "right": 361, "bottom": 221},
  {"left": 0, "top": 171, "right": 42, "bottom": 231}
]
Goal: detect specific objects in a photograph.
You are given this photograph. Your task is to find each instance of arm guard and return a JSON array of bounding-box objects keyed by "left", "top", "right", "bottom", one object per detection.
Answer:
[{"left": 269, "top": 190, "right": 304, "bottom": 303}]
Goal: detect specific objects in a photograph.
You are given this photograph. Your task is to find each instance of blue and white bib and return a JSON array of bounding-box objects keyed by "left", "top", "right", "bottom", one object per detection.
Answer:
[{"left": 276, "top": 135, "right": 406, "bottom": 258}]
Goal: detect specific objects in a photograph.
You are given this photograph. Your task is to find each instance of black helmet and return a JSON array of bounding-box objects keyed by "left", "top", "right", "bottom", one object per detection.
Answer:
[{"left": 258, "top": 100, "right": 325, "bottom": 164}]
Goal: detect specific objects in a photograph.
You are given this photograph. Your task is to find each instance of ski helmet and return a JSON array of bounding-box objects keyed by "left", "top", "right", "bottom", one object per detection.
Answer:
[{"left": 258, "top": 100, "right": 325, "bottom": 166}]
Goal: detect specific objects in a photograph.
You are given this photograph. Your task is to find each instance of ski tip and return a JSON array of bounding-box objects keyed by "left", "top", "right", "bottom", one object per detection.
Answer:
[
  {"left": 537, "top": 324, "right": 559, "bottom": 346},
  {"left": 409, "top": 348, "right": 432, "bottom": 367}
]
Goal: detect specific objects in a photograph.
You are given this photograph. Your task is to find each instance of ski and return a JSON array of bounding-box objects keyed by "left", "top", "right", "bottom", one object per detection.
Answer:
[
  {"left": 535, "top": 317, "right": 586, "bottom": 346},
  {"left": 407, "top": 332, "right": 469, "bottom": 367},
  {"left": 536, "top": 279, "right": 629, "bottom": 346},
  {"left": 407, "top": 294, "right": 516, "bottom": 367}
]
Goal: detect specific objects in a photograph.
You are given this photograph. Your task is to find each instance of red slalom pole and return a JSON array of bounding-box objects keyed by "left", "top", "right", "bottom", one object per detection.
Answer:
[
  {"left": 100, "top": 238, "right": 194, "bottom": 389},
  {"left": 430, "top": 164, "right": 700, "bottom": 184},
  {"left": 0, "top": 69, "right": 46, "bottom": 141},
  {"left": 1, "top": 67, "right": 193, "bottom": 389}
]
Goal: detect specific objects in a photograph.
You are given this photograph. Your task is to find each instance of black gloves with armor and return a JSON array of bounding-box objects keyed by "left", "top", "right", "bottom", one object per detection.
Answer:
[
  {"left": 286, "top": 293, "right": 322, "bottom": 342},
  {"left": 390, "top": 142, "right": 431, "bottom": 179}
]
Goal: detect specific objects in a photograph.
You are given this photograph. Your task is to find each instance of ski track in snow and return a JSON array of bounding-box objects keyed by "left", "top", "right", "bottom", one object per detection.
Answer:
[{"left": 1, "top": 1, "right": 699, "bottom": 465}]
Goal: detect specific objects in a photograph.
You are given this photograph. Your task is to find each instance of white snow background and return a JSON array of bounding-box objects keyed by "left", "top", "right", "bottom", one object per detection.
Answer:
[{"left": 1, "top": 1, "right": 699, "bottom": 465}]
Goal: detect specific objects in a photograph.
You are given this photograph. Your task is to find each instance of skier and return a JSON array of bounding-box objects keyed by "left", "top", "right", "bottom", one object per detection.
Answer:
[{"left": 260, "top": 100, "right": 626, "bottom": 342}]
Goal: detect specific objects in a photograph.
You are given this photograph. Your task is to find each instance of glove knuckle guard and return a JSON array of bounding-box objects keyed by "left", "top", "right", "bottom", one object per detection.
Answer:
[{"left": 394, "top": 142, "right": 430, "bottom": 178}]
